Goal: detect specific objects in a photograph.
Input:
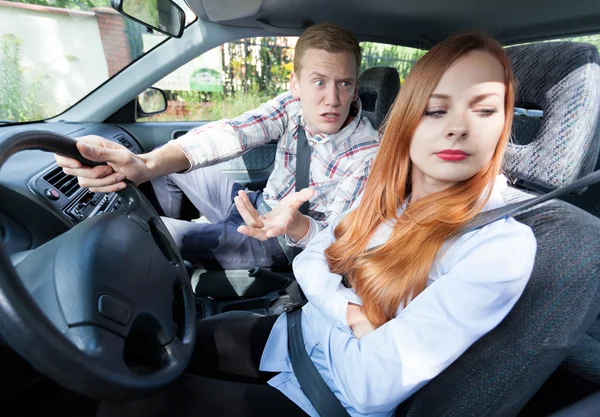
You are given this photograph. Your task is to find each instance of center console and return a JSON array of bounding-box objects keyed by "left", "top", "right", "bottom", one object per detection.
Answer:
[
  {"left": 63, "top": 189, "right": 128, "bottom": 223},
  {"left": 29, "top": 164, "right": 129, "bottom": 225},
  {"left": 27, "top": 132, "right": 141, "bottom": 225}
]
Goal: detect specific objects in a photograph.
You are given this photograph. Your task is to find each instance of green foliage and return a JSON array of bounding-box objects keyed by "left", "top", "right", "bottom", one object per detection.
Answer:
[
  {"left": 222, "top": 37, "right": 293, "bottom": 97},
  {"left": 197, "top": 88, "right": 272, "bottom": 120},
  {"left": 145, "top": 88, "right": 272, "bottom": 122},
  {"left": 361, "top": 42, "right": 426, "bottom": 83},
  {"left": 0, "top": 34, "right": 50, "bottom": 122}
]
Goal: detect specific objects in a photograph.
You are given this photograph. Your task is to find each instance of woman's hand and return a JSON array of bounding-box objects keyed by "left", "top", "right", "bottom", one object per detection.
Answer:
[{"left": 346, "top": 303, "right": 375, "bottom": 339}]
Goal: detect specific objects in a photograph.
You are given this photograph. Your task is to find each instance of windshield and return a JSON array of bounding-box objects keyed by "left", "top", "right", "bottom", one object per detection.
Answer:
[{"left": 0, "top": 0, "right": 195, "bottom": 124}]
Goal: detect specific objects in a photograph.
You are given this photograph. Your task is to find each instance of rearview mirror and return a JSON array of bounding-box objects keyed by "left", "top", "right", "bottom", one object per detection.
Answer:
[{"left": 110, "top": 0, "right": 185, "bottom": 38}]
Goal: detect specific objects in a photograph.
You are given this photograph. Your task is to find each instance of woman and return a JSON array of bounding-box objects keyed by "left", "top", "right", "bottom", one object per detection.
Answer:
[{"left": 100, "top": 32, "right": 537, "bottom": 417}]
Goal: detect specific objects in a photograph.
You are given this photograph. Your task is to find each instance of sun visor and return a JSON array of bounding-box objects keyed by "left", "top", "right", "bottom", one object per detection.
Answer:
[{"left": 192, "top": 0, "right": 263, "bottom": 22}]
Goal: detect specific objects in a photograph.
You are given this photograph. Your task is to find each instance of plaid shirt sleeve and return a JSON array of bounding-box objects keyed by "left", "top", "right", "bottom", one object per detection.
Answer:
[
  {"left": 170, "top": 92, "right": 296, "bottom": 171},
  {"left": 285, "top": 153, "right": 376, "bottom": 247}
]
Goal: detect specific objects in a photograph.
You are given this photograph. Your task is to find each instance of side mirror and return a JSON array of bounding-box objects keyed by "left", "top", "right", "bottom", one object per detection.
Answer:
[
  {"left": 110, "top": 0, "right": 185, "bottom": 38},
  {"left": 138, "top": 87, "right": 168, "bottom": 117}
]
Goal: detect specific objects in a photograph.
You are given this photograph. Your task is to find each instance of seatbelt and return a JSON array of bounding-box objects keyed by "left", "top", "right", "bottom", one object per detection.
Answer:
[
  {"left": 287, "top": 308, "right": 350, "bottom": 417},
  {"left": 291, "top": 126, "right": 312, "bottom": 260},
  {"left": 296, "top": 126, "right": 311, "bottom": 215},
  {"left": 259, "top": 127, "right": 311, "bottom": 263},
  {"left": 460, "top": 168, "right": 600, "bottom": 234}
]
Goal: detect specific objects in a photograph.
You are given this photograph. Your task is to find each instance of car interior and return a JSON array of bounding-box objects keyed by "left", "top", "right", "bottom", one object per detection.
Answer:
[{"left": 0, "top": 0, "right": 599, "bottom": 416}]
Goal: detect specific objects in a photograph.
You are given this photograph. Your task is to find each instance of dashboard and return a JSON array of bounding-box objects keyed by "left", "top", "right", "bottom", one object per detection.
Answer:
[{"left": 0, "top": 122, "right": 143, "bottom": 258}]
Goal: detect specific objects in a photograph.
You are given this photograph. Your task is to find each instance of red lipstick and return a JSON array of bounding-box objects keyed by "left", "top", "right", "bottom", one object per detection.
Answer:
[{"left": 436, "top": 149, "right": 469, "bottom": 161}]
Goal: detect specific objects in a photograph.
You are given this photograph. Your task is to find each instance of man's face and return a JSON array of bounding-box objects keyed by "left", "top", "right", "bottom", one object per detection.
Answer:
[{"left": 291, "top": 49, "right": 358, "bottom": 135}]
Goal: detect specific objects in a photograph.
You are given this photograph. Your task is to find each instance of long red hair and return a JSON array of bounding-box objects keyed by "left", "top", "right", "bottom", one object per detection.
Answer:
[{"left": 325, "top": 33, "right": 515, "bottom": 328}]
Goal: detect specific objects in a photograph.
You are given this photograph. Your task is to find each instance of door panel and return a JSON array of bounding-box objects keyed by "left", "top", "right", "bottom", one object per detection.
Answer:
[
  {"left": 118, "top": 121, "right": 276, "bottom": 190},
  {"left": 214, "top": 145, "right": 276, "bottom": 190}
]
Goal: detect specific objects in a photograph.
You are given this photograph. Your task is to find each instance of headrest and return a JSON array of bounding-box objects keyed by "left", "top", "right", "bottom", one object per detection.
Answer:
[
  {"left": 358, "top": 66, "right": 400, "bottom": 130},
  {"left": 504, "top": 42, "right": 600, "bottom": 191}
]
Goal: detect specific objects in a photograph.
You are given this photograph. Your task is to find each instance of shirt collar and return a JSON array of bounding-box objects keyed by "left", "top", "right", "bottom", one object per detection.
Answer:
[
  {"left": 296, "top": 98, "right": 363, "bottom": 144},
  {"left": 481, "top": 174, "right": 509, "bottom": 212}
]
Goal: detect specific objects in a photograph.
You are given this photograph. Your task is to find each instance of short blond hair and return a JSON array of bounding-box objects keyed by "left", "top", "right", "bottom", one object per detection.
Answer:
[{"left": 294, "top": 23, "right": 361, "bottom": 77}]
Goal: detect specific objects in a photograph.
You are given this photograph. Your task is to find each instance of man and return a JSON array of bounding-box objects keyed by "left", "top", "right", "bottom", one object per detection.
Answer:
[{"left": 55, "top": 23, "right": 380, "bottom": 270}]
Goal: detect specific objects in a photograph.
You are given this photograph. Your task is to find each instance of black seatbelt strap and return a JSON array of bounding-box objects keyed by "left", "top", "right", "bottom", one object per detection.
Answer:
[
  {"left": 460, "top": 169, "right": 600, "bottom": 234},
  {"left": 291, "top": 127, "right": 312, "bottom": 259},
  {"left": 265, "top": 127, "right": 312, "bottom": 263},
  {"left": 296, "top": 126, "right": 311, "bottom": 215},
  {"left": 287, "top": 309, "right": 350, "bottom": 417}
]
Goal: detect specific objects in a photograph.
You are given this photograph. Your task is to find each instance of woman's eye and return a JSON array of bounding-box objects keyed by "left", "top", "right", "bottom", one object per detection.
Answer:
[
  {"left": 424, "top": 110, "right": 446, "bottom": 118},
  {"left": 476, "top": 109, "right": 498, "bottom": 117}
]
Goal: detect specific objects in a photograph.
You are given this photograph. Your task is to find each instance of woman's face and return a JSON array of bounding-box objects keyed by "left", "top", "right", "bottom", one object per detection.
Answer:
[{"left": 409, "top": 50, "right": 506, "bottom": 196}]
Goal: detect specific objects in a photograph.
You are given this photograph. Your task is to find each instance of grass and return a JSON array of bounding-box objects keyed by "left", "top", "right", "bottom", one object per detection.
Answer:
[{"left": 140, "top": 90, "right": 276, "bottom": 122}]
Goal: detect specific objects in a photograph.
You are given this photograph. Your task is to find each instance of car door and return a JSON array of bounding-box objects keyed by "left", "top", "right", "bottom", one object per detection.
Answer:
[{"left": 120, "top": 121, "right": 276, "bottom": 192}]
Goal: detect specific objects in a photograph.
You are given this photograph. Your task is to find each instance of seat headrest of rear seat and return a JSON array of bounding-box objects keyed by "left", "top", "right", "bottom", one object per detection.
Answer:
[{"left": 358, "top": 66, "right": 400, "bottom": 130}]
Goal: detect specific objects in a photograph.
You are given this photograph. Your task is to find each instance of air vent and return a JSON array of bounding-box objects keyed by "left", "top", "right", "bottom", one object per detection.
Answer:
[
  {"left": 43, "top": 166, "right": 80, "bottom": 198},
  {"left": 115, "top": 135, "right": 134, "bottom": 151}
]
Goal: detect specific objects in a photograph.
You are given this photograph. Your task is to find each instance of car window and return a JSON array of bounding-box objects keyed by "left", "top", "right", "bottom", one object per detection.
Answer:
[
  {"left": 140, "top": 39, "right": 426, "bottom": 122},
  {"left": 141, "top": 37, "right": 297, "bottom": 122},
  {"left": 0, "top": 0, "right": 195, "bottom": 124},
  {"left": 144, "top": 34, "right": 600, "bottom": 124},
  {"left": 360, "top": 42, "right": 425, "bottom": 84}
]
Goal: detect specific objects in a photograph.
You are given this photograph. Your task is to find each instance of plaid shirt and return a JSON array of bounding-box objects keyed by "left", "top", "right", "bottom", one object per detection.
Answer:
[{"left": 172, "top": 92, "right": 380, "bottom": 246}]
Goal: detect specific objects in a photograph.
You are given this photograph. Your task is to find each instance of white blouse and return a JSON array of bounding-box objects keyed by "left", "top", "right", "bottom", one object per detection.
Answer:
[{"left": 259, "top": 174, "right": 537, "bottom": 417}]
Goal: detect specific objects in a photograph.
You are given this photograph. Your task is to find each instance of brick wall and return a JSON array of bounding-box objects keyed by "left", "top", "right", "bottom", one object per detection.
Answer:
[{"left": 93, "top": 7, "right": 131, "bottom": 77}]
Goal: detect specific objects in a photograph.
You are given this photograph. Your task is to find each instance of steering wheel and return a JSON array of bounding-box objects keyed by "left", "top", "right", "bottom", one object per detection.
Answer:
[{"left": 0, "top": 131, "right": 196, "bottom": 400}]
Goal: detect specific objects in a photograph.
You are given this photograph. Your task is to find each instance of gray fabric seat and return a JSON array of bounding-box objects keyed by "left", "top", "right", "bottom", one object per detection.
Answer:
[
  {"left": 358, "top": 66, "right": 400, "bottom": 130},
  {"left": 397, "top": 41, "right": 600, "bottom": 416},
  {"left": 506, "top": 41, "right": 600, "bottom": 390},
  {"left": 505, "top": 42, "right": 600, "bottom": 192}
]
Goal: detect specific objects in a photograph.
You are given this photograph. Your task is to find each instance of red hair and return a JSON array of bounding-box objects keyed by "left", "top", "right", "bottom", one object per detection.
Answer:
[{"left": 325, "top": 33, "right": 515, "bottom": 328}]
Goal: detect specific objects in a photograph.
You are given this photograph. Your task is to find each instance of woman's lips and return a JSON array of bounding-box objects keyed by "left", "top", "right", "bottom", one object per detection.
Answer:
[{"left": 436, "top": 150, "right": 470, "bottom": 161}]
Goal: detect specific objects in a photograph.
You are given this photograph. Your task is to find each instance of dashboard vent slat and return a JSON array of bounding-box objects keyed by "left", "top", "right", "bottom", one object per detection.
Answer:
[
  {"left": 115, "top": 135, "right": 133, "bottom": 151},
  {"left": 43, "top": 166, "right": 81, "bottom": 198}
]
